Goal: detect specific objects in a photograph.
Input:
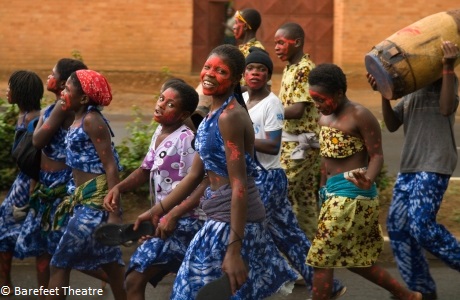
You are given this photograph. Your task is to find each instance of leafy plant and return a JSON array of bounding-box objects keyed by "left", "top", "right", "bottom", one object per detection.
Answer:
[
  {"left": 0, "top": 98, "right": 19, "bottom": 189},
  {"left": 116, "top": 105, "right": 158, "bottom": 182}
]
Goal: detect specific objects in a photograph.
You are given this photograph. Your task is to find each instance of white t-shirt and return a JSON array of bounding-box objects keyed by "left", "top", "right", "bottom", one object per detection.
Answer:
[{"left": 243, "top": 91, "right": 284, "bottom": 170}]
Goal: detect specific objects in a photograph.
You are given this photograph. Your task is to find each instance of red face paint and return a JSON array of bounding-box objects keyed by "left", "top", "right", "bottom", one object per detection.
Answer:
[
  {"left": 244, "top": 63, "right": 269, "bottom": 91},
  {"left": 274, "top": 30, "right": 297, "bottom": 62},
  {"left": 47, "top": 76, "right": 58, "bottom": 92},
  {"left": 233, "top": 18, "right": 245, "bottom": 40},
  {"left": 200, "top": 55, "right": 233, "bottom": 96},
  {"left": 153, "top": 88, "right": 183, "bottom": 125},
  {"left": 309, "top": 89, "right": 337, "bottom": 115},
  {"left": 226, "top": 140, "right": 241, "bottom": 161}
]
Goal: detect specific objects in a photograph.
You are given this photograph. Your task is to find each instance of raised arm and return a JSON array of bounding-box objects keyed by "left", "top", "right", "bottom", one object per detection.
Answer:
[
  {"left": 366, "top": 73, "right": 402, "bottom": 132},
  {"left": 439, "top": 40, "right": 459, "bottom": 116}
]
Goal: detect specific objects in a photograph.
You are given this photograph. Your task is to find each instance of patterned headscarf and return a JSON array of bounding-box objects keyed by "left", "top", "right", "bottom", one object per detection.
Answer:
[{"left": 76, "top": 70, "right": 112, "bottom": 106}]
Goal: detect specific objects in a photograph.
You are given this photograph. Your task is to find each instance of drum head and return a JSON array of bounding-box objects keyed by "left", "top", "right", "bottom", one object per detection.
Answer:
[{"left": 365, "top": 53, "right": 395, "bottom": 99}]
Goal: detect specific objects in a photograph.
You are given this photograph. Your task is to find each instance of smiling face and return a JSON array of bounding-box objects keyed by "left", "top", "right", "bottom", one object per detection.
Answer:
[
  {"left": 61, "top": 77, "right": 85, "bottom": 111},
  {"left": 244, "top": 62, "right": 270, "bottom": 91},
  {"left": 153, "top": 87, "right": 186, "bottom": 125},
  {"left": 309, "top": 85, "right": 339, "bottom": 116},
  {"left": 274, "top": 29, "right": 298, "bottom": 62},
  {"left": 200, "top": 54, "right": 234, "bottom": 96}
]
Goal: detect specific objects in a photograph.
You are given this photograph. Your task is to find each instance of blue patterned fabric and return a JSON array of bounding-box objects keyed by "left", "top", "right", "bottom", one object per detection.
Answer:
[
  {"left": 14, "top": 168, "right": 72, "bottom": 259},
  {"left": 0, "top": 172, "right": 31, "bottom": 252},
  {"left": 387, "top": 172, "right": 460, "bottom": 294},
  {"left": 170, "top": 219, "right": 297, "bottom": 300},
  {"left": 50, "top": 205, "right": 124, "bottom": 270},
  {"left": 65, "top": 106, "right": 121, "bottom": 174},
  {"left": 127, "top": 217, "right": 204, "bottom": 287},
  {"left": 195, "top": 96, "right": 258, "bottom": 178},
  {"left": 41, "top": 103, "right": 67, "bottom": 162}
]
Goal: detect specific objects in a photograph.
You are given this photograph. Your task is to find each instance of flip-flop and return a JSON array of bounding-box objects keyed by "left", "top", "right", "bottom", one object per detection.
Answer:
[
  {"left": 94, "top": 221, "right": 155, "bottom": 246},
  {"left": 196, "top": 260, "right": 248, "bottom": 300},
  {"left": 196, "top": 272, "right": 232, "bottom": 300}
]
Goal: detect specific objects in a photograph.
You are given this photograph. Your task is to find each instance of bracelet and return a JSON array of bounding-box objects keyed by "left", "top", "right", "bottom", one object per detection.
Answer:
[
  {"left": 443, "top": 70, "right": 455, "bottom": 75},
  {"left": 231, "top": 227, "right": 243, "bottom": 240},
  {"left": 227, "top": 238, "right": 243, "bottom": 247},
  {"left": 159, "top": 200, "right": 166, "bottom": 214}
]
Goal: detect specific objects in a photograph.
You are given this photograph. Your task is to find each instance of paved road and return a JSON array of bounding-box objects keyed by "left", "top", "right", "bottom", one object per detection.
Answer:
[{"left": 6, "top": 254, "right": 460, "bottom": 299}]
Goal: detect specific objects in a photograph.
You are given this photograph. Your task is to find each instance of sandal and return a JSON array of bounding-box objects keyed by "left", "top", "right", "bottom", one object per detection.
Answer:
[
  {"left": 94, "top": 221, "right": 155, "bottom": 246},
  {"left": 196, "top": 260, "right": 248, "bottom": 300},
  {"left": 196, "top": 273, "right": 232, "bottom": 300}
]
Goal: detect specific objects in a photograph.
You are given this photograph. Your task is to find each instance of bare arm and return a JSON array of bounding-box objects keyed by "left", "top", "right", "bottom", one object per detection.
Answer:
[
  {"left": 103, "top": 167, "right": 150, "bottom": 212},
  {"left": 33, "top": 103, "right": 74, "bottom": 149},
  {"left": 439, "top": 41, "right": 459, "bottom": 116},
  {"left": 284, "top": 102, "right": 307, "bottom": 119},
  {"left": 134, "top": 153, "right": 205, "bottom": 229},
  {"left": 366, "top": 73, "right": 402, "bottom": 132},
  {"left": 219, "top": 107, "right": 249, "bottom": 294},
  {"left": 254, "top": 129, "right": 281, "bottom": 155}
]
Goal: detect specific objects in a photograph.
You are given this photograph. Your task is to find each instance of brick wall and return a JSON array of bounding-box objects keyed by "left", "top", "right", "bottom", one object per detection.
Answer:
[
  {"left": 335, "top": 1, "right": 460, "bottom": 74},
  {"left": 0, "top": 0, "right": 458, "bottom": 77},
  {"left": 0, "top": 0, "right": 193, "bottom": 74}
]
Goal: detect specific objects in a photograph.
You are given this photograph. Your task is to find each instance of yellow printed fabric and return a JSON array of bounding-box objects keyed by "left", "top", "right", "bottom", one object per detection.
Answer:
[
  {"left": 320, "top": 126, "right": 365, "bottom": 158},
  {"left": 238, "top": 38, "right": 265, "bottom": 57},
  {"left": 279, "top": 54, "right": 318, "bottom": 135},
  {"left": 306, "top": 174, "right": 384, "bottom": 268}
]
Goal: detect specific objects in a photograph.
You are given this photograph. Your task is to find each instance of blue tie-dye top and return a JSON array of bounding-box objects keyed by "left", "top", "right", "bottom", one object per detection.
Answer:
[
  {"left": 42, "top": 103, "right": 67, "bottom": 162},
  {"left": 195, "top": 95, "right": 258, "bottom": 178},
  {"left": 65, "top": 106, "right": 122, "bottom": 174}
]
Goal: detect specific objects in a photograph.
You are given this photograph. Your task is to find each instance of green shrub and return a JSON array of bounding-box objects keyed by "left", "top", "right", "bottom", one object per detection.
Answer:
[
  {"left": 0, "top": 98, "right": 19, "bottom": 189},
  {"left": 116, "top": 106, "right": 158, "bottom": 194}
]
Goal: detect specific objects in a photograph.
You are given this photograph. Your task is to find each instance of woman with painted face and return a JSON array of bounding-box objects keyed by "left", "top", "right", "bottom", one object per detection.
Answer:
[
  {"left": 306, "top": 63, "right": 421, "bottom": 300},
  {"left": 13, "top": 59, "right": 91, "bottom": 297},
  {"left": 46, "top": 70, "right": 126, "bottom": 300},
  {"left": 138, "top": 44, "right": 297, "bottom": 299}
]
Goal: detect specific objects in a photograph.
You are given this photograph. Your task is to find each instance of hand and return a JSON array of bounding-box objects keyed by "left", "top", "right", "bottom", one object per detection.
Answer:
[
  {"left": 103, "top": 186, "right": 120, "bottom": 212},
  {"left": 366, "top": 73, "right": 378, "bottom": 91},
  {"left": 12, "top": 204, "right": 29, "bottom": 221},
  {"left": 441, "top": 40, "right": 459, "bottom": 66},
  {"left": 155, "top": 214, "right": 178, "bottom": 240},
  {"left": 345, "top": 169, "right": 373, "bottom": 190},
  {"left": 222, "top": 251, "right": 248, "bottom": 295},
  {"left": 133, "top": 209, "right": 160, "bottom": 231}
]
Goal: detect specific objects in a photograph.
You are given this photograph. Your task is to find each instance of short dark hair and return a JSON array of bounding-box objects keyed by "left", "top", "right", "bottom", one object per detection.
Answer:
[
  {"left": 308, "top": 63, "right": 347, "bottom": 94},
  {"left": 167, "top": 82, "right": 199, "bottom": 114},
  {"left": 278, "top": 22, "right": 305, "bottom": 44},
  {"left": 56, "top": 58, "right": 88, "bottom": 82},
  {"left": 8, "top": 70, "right": 43, "bottom": 111},
  {"left": 161, "top": 77, "right": 186, "bottom": 93},
  {"left": 241, "top": 8, "right": 262, "bottom": 32}
]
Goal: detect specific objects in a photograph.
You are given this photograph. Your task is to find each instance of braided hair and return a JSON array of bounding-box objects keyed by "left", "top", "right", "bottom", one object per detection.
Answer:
[
  {"left": 8, "top": 70, "right": 43, "bottom": 112},
  {"left": 208, "top": 44, "right": 248, "bottom": 111}
]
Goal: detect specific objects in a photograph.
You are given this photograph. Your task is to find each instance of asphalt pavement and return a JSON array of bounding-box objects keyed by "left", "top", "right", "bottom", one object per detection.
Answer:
[{"left": 6, "top": 250, "right": 460, "bottom": 299}]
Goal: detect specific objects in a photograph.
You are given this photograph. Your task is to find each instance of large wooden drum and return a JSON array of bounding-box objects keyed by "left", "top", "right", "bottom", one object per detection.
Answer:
[{"left": 365, "top": 9, "right": 460, "bottom": 100}]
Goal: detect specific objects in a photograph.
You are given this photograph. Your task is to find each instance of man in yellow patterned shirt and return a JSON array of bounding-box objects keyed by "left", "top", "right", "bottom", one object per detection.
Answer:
[{"left": 274, "top": 22, "right": 320, "bottom": 240}]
